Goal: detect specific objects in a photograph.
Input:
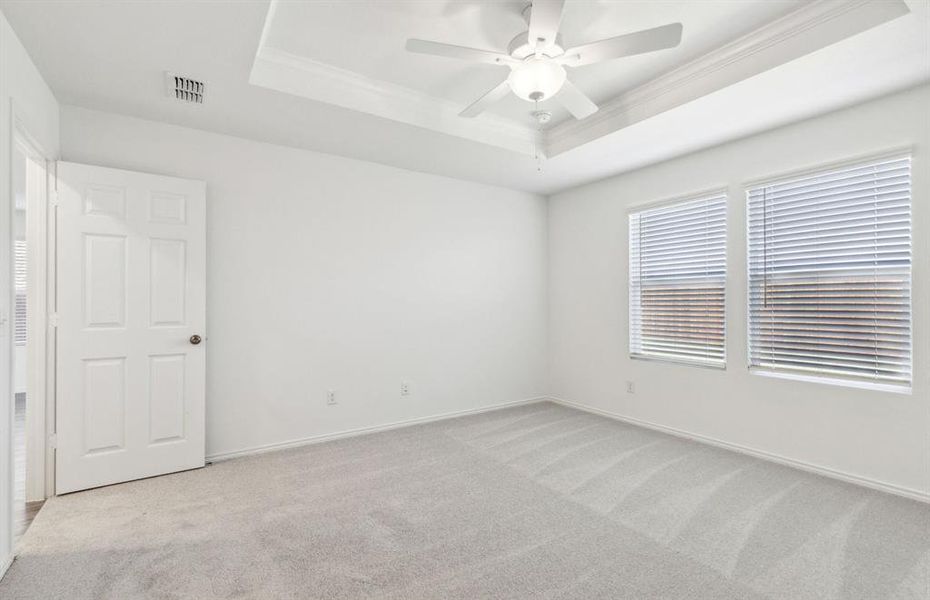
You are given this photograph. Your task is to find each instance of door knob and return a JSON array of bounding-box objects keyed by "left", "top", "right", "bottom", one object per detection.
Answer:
[{"left": 190, "top": 334, "right": 202, "bottom": 345}]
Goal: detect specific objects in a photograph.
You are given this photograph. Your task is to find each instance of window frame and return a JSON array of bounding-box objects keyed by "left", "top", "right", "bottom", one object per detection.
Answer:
[
  {"left": 627, "top": 188, "right": 729, "bottom": 370},
  {"left": 743, "top": 150, "right": 914, "bottom": 392}
]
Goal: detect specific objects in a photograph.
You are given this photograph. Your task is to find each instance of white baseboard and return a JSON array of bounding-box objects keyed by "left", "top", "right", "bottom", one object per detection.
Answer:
[
  {"left": 547, "top": 396, "right": 929, "bottom": 504},
  {"left": 206, "top": 397, "right": 548, "bottom": 463},
  {"left": 205, "top": 394, "right": 928, "bottom": 503}
]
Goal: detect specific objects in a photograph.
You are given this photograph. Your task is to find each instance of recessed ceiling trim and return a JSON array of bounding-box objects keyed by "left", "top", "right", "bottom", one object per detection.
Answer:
[
  {"left": 545, "top": 0, "right": 910, "bottom": 157},
  {"left": 250, "top": 46, "right": 540, "bottom": 156}
]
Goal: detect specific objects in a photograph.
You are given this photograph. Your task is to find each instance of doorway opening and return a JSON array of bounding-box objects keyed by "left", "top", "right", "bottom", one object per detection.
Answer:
[{"left": 11, "top": 125, "right": 52, "bottom": 544}]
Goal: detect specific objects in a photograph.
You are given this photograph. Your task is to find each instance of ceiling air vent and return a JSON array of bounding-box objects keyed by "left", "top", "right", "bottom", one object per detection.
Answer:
[{"left": 165, "top": 72, "right": 204, "bottom": 104}]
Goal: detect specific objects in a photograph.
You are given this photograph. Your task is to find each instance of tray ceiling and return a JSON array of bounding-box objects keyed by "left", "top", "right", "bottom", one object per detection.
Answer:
[
  {"left": 257, "top": 0, "right": 802, "bottom": 125},
  {"left": 250, "top": 0, "right": 918, "bottom": 157}
]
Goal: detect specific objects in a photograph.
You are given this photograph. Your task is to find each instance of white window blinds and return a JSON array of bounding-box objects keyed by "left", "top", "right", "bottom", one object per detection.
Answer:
[
  {"left": 630, "top": 193, "right": 727, "bottom": 367},
  {"left": 14, "top": 240, "right": 27, "bottom": 346},
  {"left": 747, "top": 155, "right": 912, "bottom": 386}
]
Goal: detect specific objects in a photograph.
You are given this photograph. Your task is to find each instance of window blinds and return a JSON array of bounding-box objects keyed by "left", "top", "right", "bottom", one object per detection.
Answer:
[
  {"left": 747, "top": 155, "right": 912, "bottom": 386},
  {"left": 630, "top": 193, "right": 727, "bottom": 367},
  {"left": 14, "top": 240, "right": 27, "bottom": 345}
]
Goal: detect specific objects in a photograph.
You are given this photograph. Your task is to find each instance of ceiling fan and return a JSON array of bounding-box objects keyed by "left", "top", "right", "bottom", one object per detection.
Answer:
[{"left": 405, "top": 0, "right": 683, "bottom": 120}]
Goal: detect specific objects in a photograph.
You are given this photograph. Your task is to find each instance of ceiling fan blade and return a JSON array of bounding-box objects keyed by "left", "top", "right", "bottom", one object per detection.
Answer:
[
  {"left": 555, "top": 80, "right": 598, "bottom": 120},
  {"left": 561, "top": 23, "right": 683, "bottom": 67},
  {"left": 405, "top": 39, "right": 514, "bottom": 66},
  {"left": 459, "top": 79, "right": 512, "bottom": 118},
  {"left": 528, "top": 0, "right": 565, "bottom": 54}
]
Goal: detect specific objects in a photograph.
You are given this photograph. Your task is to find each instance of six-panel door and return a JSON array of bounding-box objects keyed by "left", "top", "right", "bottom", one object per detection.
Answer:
[{"left": 56, "top": 162, "right": 206, "bottom": 494}]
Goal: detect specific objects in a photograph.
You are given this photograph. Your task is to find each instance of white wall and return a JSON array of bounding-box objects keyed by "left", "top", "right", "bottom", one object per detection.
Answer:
[
  {"left": 548, "top": 84, "right": 930, "bottom": 498},
  {"left": 60, "top": 106, "right": 548, "bottom": 459},
  {"left": 0, "top": 6, "right": 59, "bottom": 577}
]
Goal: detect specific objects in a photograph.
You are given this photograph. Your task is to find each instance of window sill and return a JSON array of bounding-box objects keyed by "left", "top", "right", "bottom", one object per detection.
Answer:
[
  {"left": 750, "top": 368, "right": 911, "bottom": 395},
  {"left": 630, "top": 354, "right": 726, "bottom": 371}
]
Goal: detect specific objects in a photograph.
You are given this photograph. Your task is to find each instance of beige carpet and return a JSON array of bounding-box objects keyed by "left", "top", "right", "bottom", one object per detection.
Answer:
[{"left": 2, "top": 401, "right": 928, "bottom": 599}]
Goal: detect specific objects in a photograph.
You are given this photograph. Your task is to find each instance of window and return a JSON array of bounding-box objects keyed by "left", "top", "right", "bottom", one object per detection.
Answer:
[
  {"left": 747, "top": 155, "right": 912, "bottom": 387},
  {"left": 629, "top": 193, "right": 727, "bottom": 367},
  {"left": 14, "top": 240, "right": 26, "bottom": 346}
]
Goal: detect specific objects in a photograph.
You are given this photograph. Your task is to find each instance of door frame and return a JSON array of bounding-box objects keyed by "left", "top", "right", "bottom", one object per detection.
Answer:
[{"left": 9, "top": 103, "right": 55, "bottom": 505}]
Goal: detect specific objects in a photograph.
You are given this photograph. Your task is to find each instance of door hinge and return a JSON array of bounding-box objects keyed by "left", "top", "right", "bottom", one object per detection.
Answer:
[
  {"left": 49, "top": 189, "right": 59, "bottom": 208},
  {"left": 48, "top": 434, "right": 57, "bottom": 449},
  {"left": 48, "top": 313, "right": 59, "bottom": 328}
]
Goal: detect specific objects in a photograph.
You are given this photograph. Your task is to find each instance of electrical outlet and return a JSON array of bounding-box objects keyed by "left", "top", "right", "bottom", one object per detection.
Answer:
[
  {"left": 400, "top": 381, "right": 410, "bottom": 396},
  {"left": 327, "top": 390, "right": 337, "bottom": 405},
  {"left": 626, "top": 381, "right": 635, "bottom": 394}
]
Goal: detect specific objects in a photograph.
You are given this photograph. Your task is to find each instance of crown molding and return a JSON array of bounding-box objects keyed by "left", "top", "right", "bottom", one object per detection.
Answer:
[
  {"left": 545, "top": 0, "right": 910, "bottom": 157},
  {"left": 250, "top": 46, "right": 540, "bottom": 156}
]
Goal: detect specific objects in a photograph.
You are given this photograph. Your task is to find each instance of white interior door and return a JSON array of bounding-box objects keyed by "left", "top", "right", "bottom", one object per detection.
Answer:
[{"left": 56, "top": 161, "right": 206, "bottom": 494}]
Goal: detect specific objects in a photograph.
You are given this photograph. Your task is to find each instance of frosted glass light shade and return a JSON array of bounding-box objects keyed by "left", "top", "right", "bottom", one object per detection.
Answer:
[{"left": 507, "top": 58, "right": 566, "bottom": 102}]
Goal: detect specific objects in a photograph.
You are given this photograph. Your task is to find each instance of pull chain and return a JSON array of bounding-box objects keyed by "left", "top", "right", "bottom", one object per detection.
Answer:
[{"left": 533, "top": 98, "right": 543, "bottom": 172}]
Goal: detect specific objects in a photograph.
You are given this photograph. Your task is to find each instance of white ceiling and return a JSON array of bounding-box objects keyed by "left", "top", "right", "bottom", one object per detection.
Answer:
[{"left": 1, "top": 0, "right": 928, "bottom": 194}]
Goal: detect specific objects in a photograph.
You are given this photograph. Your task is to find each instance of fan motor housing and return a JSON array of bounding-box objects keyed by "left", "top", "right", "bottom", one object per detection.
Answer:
[{"left": 508, "top": 31, "right": 565, "bottom": 60}]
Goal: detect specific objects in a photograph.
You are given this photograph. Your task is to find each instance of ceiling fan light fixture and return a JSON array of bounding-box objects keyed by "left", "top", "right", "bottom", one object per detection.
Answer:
[
  {"left": 507, "top": 57, "right": 566, "bottom": 102},
  {"left": 406, "top": 0, "right": 683, "bottom": 119}
]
